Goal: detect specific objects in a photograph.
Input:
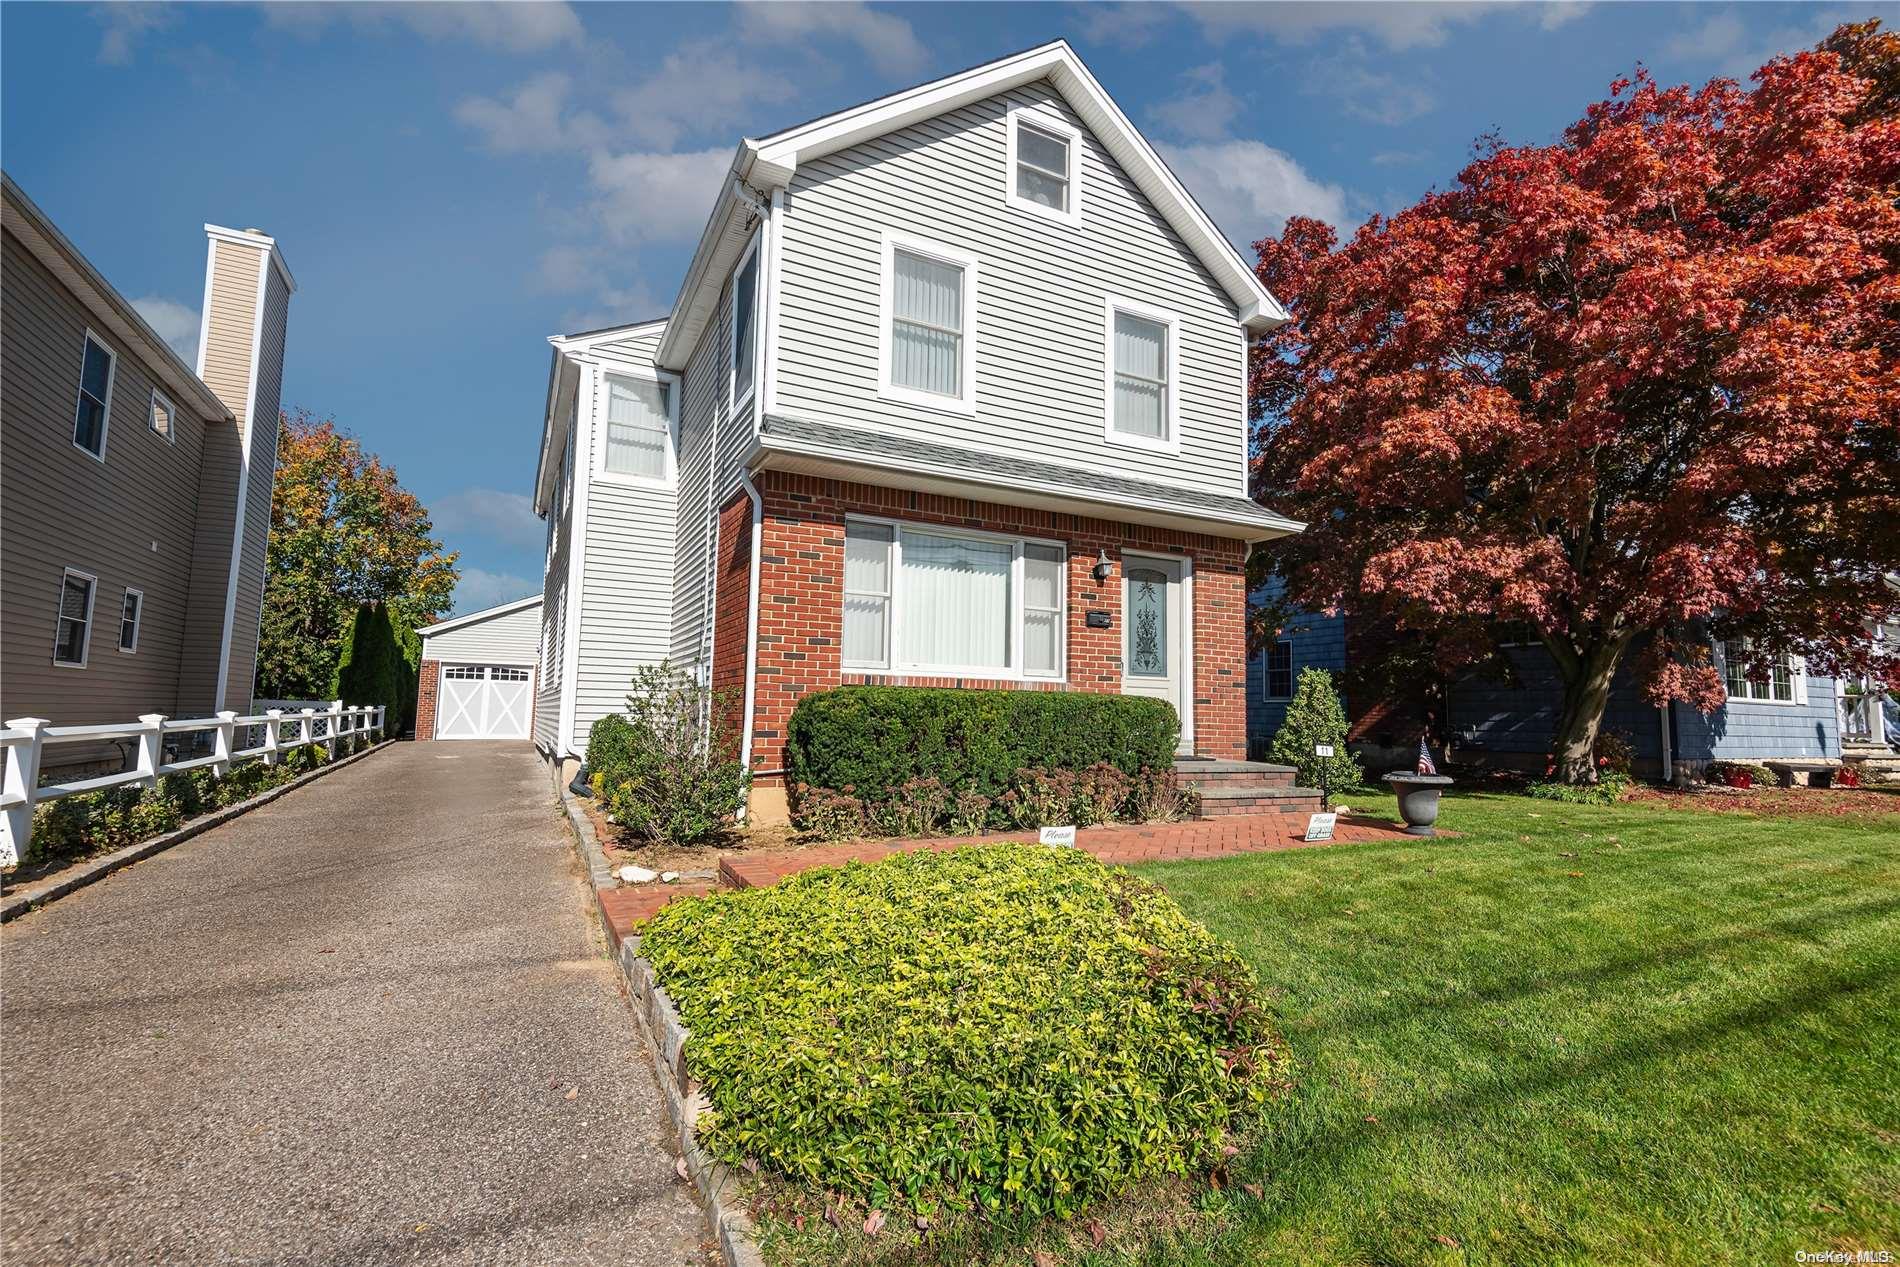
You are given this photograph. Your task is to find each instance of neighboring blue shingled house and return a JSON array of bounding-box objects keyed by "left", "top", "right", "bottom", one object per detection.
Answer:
[{"left": 1246, "top": 589, "right": 1872, "bottom": 779}]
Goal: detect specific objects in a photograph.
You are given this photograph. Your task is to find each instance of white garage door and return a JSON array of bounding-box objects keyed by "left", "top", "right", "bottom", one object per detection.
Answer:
[{"left": 437, "top": 665, "right": 532, "bottom": 740}]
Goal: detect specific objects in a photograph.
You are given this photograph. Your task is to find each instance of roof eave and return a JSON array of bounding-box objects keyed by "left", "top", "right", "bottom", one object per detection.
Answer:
[{"left": 421, "top": 594, "right": 542, "bottom": 637}]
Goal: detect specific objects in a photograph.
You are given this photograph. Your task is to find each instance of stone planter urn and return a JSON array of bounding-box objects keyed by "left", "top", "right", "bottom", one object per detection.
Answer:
[{"left": 1384, "top": 773, "right": 1454, "bottom": 836}]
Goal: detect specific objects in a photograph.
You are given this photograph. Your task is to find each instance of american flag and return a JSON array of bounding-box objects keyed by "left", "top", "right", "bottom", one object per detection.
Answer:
[{"left": 1416, "top": 737, "right": 1437, "bottom": 776}]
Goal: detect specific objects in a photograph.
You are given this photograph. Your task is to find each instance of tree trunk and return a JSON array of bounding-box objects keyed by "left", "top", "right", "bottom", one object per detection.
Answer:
[{"left": 1550, "top": 639, "right": 1626, "bottom": 784}]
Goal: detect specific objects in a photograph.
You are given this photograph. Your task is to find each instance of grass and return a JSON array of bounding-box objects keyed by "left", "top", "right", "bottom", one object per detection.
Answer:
[{"left": 1126, "top": 789, "right": 1900, "bottom": 1266}]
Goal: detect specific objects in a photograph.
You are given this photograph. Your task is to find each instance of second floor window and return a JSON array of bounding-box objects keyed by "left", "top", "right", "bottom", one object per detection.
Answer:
[
  {"left": 149, "top": 389, "right": 175, "bottom": 442},
  {"left": 731, "top": 242, "right": 759, "bottom": 406},
  {"left": 54, "top": 569, "right": 96, "bottom": 667},
  {"left": 881, "top": 233, "right": 978, "bottom": 413},
  {"left": 603, "top": 375, "right": 671, "bottom": 481},
  {"left": 1107, "top": 303, "right": 1175, "bottom": 447},
  {"left": 73, "top": 332, "right": 115, "bottom": 459},
  {"left": 118, "top": 589, "right": 143, "bottom": 653}
]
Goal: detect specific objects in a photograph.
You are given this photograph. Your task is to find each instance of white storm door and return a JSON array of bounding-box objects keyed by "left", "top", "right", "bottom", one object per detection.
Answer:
[{"left": 1122, "top": 559, "right": 1189, "bottom": 754}]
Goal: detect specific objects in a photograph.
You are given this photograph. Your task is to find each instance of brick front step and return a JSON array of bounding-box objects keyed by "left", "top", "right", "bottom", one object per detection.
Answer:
[
  {"left": 1174, "top": 758, "right": 1299, "bottom": 790},
  {"left": 1196, "top": 790, "right": 1325, "bottom": 817},
  {"left": 595, "top": 881, "right": 717, "bottom": 951}
]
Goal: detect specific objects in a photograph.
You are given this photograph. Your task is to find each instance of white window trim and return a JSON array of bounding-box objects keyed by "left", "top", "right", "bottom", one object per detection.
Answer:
[
  {"left": 118, "top": 587, "right": 143, "bottom": 654},
  {"left": 72, "top": 329, "right": 116, "bottom": 463},
  {"left": 1262, "top": 638, "right": 1294, "bottom": 701},
  {"left": 877, "top": 230, "right": 980, "bottom": 417},
  {"left": 1004, "top": 104, "right": 1083, "bottom": 228},
  {"left": 1102, "top": 296, "right": 1181, "bottom": 455},
  {"left": 53, "top": 567, "right": 98, "bottom": 668},
  {"left": 595, "top": 367, "right": 681, "bottom": 488},
  {"left": 148, "top": 387, "right": 176, "bottom": 445},
  {"left": 842, "top": 514, "right": 1066, "bottom": 682},
  {"left": 1716, "top": 639, "right": 1805, "bottom": 707},
  {"left": 728, "top": 232, "right": 762, "bottom": 413}
]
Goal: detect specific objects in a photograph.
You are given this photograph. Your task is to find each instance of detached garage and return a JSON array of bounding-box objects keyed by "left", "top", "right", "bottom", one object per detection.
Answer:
[{"left": 417, "top": 596, "right": 542, "bottom": 741}]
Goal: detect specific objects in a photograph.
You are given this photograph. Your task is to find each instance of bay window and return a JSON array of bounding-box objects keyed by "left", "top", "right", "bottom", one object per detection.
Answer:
[{"left": 843, "top": 519, "right": 1064, "bottom": 678}]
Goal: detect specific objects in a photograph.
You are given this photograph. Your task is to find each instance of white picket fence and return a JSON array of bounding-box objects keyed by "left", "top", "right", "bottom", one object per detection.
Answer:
[{"left": 0, "top": 701, "right": 385, "bottom": 867}]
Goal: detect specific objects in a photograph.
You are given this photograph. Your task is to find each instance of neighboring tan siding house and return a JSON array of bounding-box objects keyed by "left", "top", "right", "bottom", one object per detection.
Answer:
[
  {"left": 0, "top": 174, "right": 293, "bottom": 768},
  {"left": 528, "top": 43, "right": 1305, "bottom": 822}
]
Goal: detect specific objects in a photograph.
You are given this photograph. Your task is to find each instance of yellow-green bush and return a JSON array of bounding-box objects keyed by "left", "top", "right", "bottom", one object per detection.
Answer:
[{"left": 639, "top": 844, "right": 1287, "bottom": 1219}]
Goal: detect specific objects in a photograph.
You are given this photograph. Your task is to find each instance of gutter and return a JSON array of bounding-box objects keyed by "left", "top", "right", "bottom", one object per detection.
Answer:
[{"left": 735, "top": 476, "right": 765, "bottom": 819}]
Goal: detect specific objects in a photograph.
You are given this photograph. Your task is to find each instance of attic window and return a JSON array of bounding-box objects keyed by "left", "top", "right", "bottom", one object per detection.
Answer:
[{"left": 1006, "top": 107, "right": 1081, "bottom": 226}]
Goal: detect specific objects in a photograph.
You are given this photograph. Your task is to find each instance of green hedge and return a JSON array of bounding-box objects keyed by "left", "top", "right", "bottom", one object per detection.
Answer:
[
  {"left": 640, "top": 844, "right": 1285, "bottom": 1219},
  {"left": 785, "top": 686, "right": 1178, "bottom": 805}
]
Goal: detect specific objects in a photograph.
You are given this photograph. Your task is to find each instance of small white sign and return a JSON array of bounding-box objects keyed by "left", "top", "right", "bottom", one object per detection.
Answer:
[
  {"left": 1039, "top": 825, "right": 1078, "bottom": 847},
  {"left": 1304, "top": 812, "right": 1338, "bottom": 843},
  {"left": 1314, "top": 744, "right": 1335, "bottom": 758}
]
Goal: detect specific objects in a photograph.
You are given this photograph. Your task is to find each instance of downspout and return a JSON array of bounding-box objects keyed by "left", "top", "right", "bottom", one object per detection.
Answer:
[{"left": 736, "top": 475, "right": 765, "bottom": 821}]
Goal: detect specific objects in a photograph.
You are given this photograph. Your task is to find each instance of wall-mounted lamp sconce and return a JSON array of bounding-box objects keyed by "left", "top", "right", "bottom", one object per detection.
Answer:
[{"left": 1091, "top": 549, "right": 1114, "bottom": 584}]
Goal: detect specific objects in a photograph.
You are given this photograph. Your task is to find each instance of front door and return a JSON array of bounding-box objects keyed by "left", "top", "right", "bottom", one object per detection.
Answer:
[{"left": 1122, "top": 558, "right": 1190, "bottom": 754}]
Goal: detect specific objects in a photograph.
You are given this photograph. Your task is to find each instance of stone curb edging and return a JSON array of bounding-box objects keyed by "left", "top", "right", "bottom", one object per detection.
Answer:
[
  {"left": 553, "top": 766, "right": 765, "bottom": 1267},
  {"left": 1, "top": 738, "right": 399, "bottom": 923}
]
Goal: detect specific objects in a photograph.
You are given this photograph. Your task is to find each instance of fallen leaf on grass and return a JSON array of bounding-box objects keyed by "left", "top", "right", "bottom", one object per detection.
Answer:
[
  {"left": 1363, "top": 1114, "right": 1380, "bottom": 1124},
  {"left": 674, "top": 1157, "right": 689, "bottom": 1182},
  {"left": 823, "top": 1204, "right": 841, "bottom": 1228},
  {"left": 1088, "top": 1219, "right": 1106, "bottom": 1247},
  {"left": 1566, "top": 871, "right": 1584, "bottom": 878},
  {"left": 863, "top": 1210, "right": 886, "bottom": 1237},
  {"left": 1242, "top": 1183, "right": 1263, "bottom": 1200},
  {"left": 1434, "top": 1234, "right": 1461, "bottom": 1248},
  {"left": 915, "top": 1215, "right": 931, "bottom": 1232},
  {"left": 793, "top": 1215, "right": 806, "bottom": 1232},
  {"left": 1033, "top": 1252, "right": 1057, "bottom": 1267}
]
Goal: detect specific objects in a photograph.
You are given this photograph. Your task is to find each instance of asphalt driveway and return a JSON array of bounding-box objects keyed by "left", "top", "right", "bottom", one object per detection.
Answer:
[{"left": 1, "top": 740, "right": 711, "bottom": 1266}]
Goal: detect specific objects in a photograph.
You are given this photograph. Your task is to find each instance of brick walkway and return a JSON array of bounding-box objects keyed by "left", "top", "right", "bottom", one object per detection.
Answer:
[{"left": 598, "top": 812, "right": 1426, "bottom": 946}]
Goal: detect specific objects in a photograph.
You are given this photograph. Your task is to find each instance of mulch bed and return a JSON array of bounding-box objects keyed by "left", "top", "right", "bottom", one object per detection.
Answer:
[{"left": 1627, "top": 782, "right": 1900, "bottom": 819}]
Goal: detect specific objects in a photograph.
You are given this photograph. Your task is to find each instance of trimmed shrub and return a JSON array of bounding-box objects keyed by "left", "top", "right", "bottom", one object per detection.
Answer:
[
  {"left": 1525, "top": 772, "right": 1632, "bottom": 805},
  {"left": 640, "top": 844, "right": 1287, "bottom": 1219},
  {"left": 1267, "top": 667, "right": 1365, "bottom": 792},
  {"left": 1707, "top": 760, "right": 1775, "bottom": 788},
  {"left": 585, "top": 662, "right": 750, "bottom": 844},
  {"left": 785, "top": 686, "right": 1178, "bottom": 812}
]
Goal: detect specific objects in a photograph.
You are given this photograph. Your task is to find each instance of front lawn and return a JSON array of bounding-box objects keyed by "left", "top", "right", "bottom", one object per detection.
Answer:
[{"left": 1134, "top": 790, "right": 1900, "bottom": 1265}]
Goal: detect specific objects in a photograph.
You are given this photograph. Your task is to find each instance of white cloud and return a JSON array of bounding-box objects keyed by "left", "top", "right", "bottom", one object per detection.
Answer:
[
  {"left": 451, "top": 567, "right": 540, "bottom": 616},
  {"left": 131, "top": 295, "right": 200, "bottom": 364},
  {"left": 1073, "top": 2, "right": 1172, "bottom": 50},
  {"left": 735, "top": 1, "right": 927, "bottom": 76},
  {"left": 434, "top": 489, "right": 545, "bottom": 553},
  {"left": 1182, "top": 0, "right": 1501, "bottom": 51},
  {"left": 1662, "top": 7, "right": 1850, "bottom": 79},
  {"left": 1160, "top": 139, "right": 1354, "bottom": 247},
  {"left": 262, "top": 2, "right": 582, "bottom": 53},
  {"left": 1538, "top": 2, "right": 1594, "bottom": 30},
  {"left": 613, "top": 42, "right": 800, "bottom": 150},
  {"left": 586, "top": 147, "right": 735, "bottom": 245},
  {"left": 1311, "top": 56, "right": 1439, "bottom": 125},
  {"left": 1150, "top": 62, "right": 1243, "bottom": 141},
  {"left": 455, "top": 72, "right": 607, "bottom": 155},
  {"left": 92, "top": 3, "right": 175, "bottom": 65}
]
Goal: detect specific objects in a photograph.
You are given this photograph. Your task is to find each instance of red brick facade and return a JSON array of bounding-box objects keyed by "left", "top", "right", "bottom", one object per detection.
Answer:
[
  {"left": 710, "top": 490, "right": 755, "bottom": 757},
  {"left": 723, "top": 470, "right": 1248, "bottom": 780},
  {"left": 416, "top": 659, "right": 441, "bottom": 740}
]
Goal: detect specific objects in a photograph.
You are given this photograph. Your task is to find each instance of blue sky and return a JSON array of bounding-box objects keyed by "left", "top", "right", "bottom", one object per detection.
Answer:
[{"left": 5, "top": 1, "right": 1889, "bottom": 613}]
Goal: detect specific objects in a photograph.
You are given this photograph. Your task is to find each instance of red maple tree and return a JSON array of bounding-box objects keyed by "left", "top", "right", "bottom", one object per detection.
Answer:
[{"left": 1251, "top": 26, "right": 1900, "bottom": 782}]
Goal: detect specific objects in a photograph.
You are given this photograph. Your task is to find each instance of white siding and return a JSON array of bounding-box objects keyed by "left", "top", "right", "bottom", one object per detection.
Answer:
[
  {"left": 534, "top": 401, "right": 576, "bottom": 755},
  {"left": 423, "top": 601, "right": 541, "bottom": 665},
  {"left": 773, "top": 80, "right": 1247, "bottom": 498},
  {"left": 669, "top": 283, "right": 734, "bottom": 677},
  {"left": 572, "top": 326, "right": 680, "bottom": 752}
]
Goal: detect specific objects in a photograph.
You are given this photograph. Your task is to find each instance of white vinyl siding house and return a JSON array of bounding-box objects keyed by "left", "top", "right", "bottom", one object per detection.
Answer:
[{"left": 772, "top": 79, "right": 1249, "bottom": 499}]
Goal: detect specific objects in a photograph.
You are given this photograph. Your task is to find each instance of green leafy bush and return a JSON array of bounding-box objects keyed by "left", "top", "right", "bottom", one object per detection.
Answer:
[
  {"left": 586, "top": 662, "right": 749, "bottom": 844},
  {"left": 1267, "top": 667, "right": 1365, "bottom": 792},
  {"left": 640, "top": 844, "right": 1287, "bottom": 1220},
  {"left": 785, "top": 686, "right": 1178, "bottom": 810},
  {"left": 1525, "top": 772, "right": 1633, "bottom": 805}
]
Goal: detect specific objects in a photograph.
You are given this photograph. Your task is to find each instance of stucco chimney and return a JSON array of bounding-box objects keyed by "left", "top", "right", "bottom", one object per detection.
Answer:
[{"left": 196, "top": 224, "right": 295, "bottom": 712}]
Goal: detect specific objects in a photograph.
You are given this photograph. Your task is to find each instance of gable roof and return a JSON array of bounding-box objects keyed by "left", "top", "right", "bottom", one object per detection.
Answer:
[
  {"left": 3, "top": 172, "right": 233, "bottom": 425},
  {"left": 421, "top": 594, "right": 542, "bottom": 638},
  {"left": 652, "top": 40, "right": 1289, "bottom": 372}
]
